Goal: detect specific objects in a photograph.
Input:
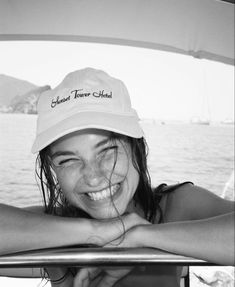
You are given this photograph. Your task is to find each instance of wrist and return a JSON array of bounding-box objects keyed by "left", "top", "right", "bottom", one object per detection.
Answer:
[
  {"left": 134, "top": 224, "right": 160, "bottom": 248},
  {"left": 128, "top": 225, "right": 148, "bottom": 247},
  {"left": 67, "top": 217, "right": 95, "bottom": 245},
  {"left": 53, "top": 217, "right": 95, "bottom": 247},
  {"left": 86, "top": 219, "right": 106, "bottom": 246}
]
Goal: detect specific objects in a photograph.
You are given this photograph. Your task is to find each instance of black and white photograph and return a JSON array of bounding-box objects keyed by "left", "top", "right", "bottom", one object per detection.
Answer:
[{"left": 0, "top": 1, "right": 234, "bottom": 286}]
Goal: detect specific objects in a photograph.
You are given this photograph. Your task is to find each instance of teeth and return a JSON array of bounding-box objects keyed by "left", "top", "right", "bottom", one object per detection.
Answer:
[{"left": 87, "top": 184, "right": 119, "bottom": 201}]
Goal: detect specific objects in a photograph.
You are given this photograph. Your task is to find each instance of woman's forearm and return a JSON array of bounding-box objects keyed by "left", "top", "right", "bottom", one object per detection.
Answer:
[
  {"left": 0, "top": 204, "right": 146, "bottom": 256},
  {"left": 138, "top": 212, "right": 235, "bottom": 265},
  {"left": 0, "top": 204, "right": 93, "bottom": 255}
]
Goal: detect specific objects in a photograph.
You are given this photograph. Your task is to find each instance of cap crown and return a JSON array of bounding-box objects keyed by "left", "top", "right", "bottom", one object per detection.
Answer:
[
  {"left": 32, "top": 68, "right": 143, "bottom": 153},
  {"left": 37, "top": 68, "right": 135, "bottom": 133}
]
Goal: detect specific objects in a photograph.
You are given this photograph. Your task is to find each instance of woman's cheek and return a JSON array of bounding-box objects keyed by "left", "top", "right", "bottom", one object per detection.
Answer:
[
  {"left": 57, "top": 170, "right": 77, "bottom": 194},
  {"left": 114, "top": 154, "right": 129, "bottom": 174}
]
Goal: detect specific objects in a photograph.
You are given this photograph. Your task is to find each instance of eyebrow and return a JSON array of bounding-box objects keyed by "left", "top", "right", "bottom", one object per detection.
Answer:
[
  {"left": 50, "top": 138, "right": 112, "bottom": 159},
  {"left": 50, "top": 151, "right": 75, "bottom": 160},
  {"left": 94, "top": 138, "right": 111, "bottom": 149}
]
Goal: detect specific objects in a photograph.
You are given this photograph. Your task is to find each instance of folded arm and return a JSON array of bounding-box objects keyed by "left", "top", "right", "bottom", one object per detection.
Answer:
[
  {"left": 0, "top": 204, "right": 93, "bottom": 255},
  {"left": 113, "top": 185, "right": 235, "bottom": 266},
  {"left": 0, "top": 204, "right": 147, "bottom": 256},
  {"left": 135, "top": 211, "right": 234, "bottom": 265}
]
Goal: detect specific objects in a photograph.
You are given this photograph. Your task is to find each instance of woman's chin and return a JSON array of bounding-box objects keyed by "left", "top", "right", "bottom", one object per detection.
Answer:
[{"left": 88, "top": 207, "right": 125, "bottom": 219}]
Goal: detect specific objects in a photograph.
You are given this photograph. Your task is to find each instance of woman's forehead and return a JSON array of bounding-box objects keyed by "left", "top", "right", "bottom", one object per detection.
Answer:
[{"left": 50, "top": 129, "right": 123, "bottom": 153}]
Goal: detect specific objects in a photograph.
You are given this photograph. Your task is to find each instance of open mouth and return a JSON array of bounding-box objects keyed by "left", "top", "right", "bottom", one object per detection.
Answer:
[{"left": 86, "top": 184, "right": 120, "bottom": 201}]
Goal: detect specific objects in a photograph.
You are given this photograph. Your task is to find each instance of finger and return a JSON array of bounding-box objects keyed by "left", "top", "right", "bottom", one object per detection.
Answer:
[
  {"left": 96, "top": 274, "right": 120, "bottom": 287},
  {"left": 105, "top": 230, "right": 131, "bottom": 247},
  {"left": 73, "top": 267, "right": 100, "bottom": 287},
  {"left": 105, "top": 238, "right": 124, "bottom": 247},
  {"left": 73, "top": 268, "right": 88, "bottom": 287},
  {"left": 95, "top": 268, "right": 132, "bottom": 287},
  {"left": 108, "top": 213, "right": 150, "bottom": 245},
  {"left": 92, "top": 213, "right": 150, "bottom": 246},
  {"left": 122, "top": 213, "right": 150, "bottom": 229}
]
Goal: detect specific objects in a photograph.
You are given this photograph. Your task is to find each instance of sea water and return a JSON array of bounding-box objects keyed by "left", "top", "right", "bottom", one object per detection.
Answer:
[{"left": 0, "top": 113, "right": 234, "bottom": 206}]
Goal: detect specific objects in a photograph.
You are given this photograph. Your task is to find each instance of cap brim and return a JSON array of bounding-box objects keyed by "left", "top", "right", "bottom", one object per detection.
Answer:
[{"left": 31, "top": 111, "right": 144, "bottom": 153}]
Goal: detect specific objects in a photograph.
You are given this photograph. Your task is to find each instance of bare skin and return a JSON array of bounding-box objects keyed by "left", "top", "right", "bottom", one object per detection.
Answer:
[{"left": 0, "top": 205, "right": 147, "bottom": 255}]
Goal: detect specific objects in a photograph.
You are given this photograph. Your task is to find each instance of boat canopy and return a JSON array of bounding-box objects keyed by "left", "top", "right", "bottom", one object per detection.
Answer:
[{"left": 0, "top": 0, "right": 234, "bottom": 65}]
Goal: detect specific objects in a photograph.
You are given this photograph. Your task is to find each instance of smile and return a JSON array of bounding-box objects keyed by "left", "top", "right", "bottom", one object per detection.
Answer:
[{"left": 87, "top": 184, "right": 120, "bottom": 201}]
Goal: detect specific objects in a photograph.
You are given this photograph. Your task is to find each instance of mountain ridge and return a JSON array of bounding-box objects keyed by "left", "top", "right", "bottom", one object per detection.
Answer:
[{"left": 0, "top": 74, "right": 50, "bottom": 113}]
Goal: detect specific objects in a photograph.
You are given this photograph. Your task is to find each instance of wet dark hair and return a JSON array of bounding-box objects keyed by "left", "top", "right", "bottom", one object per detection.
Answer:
[{"left": 35, "top": 133, "right": 165, "bottom": 223}]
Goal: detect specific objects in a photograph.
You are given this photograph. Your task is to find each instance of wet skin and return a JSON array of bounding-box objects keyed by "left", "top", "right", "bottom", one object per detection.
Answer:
[{"left": 49, "top": 129, "right": 139, "bottom": 219}]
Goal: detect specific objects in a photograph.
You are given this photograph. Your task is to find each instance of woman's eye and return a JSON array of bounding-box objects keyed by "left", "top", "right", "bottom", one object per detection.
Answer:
[
  {"left": 54, "top": 158, "right": 80, "bottom": 167},
  {"left": 100, "top": 146, "right": 118, "bottom": 159},
  {"left": 103, "top": 146, "right": 118, "bottom": 154}
]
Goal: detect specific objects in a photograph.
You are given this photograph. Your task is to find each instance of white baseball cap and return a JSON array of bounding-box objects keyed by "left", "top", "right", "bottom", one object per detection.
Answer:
[{"left": 31, "top": 68, "right": 143, "bottom": 153}]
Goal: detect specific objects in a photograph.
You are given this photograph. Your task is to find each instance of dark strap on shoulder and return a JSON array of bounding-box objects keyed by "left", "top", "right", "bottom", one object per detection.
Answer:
[
  {"left": 153, "top": 182, "right": 193, "bottom": 223},
  {"left": 162, "top": 181, "right": 193, "bottom": 193},
  {"left": 153, "top": 181, "right": 193, "bottom": 198}
]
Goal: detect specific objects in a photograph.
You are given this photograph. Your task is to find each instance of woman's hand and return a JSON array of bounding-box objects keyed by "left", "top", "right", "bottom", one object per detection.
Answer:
[
  {"left": 73, "top": 213, "right": 149, "bottom": 286},
  {"left": 45, "top": 267, "right": 74, "bottom": 287},
  {"left": 45, "top": 213, "right": 148, "bottom": 286},
  {"left": 107, "top": 212, "right": 235, "bottom": 265},
  {"left": 88, "top": 213, "right": 149, "bottom": 246},
  {"left": 73, "top": 266, "right": 133, "bottom": 287},
  {"left": 106, "top": 224, "right": 145, "bottom": 249}
]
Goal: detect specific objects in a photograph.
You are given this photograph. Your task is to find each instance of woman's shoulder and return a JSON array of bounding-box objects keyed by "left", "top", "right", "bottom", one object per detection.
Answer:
[
  {"left": 23, "top": 205, "right": 45, "bottom": 214},
  {"left": 160, "top": 182, "right": 234, "bottom": 222},
  {"left": 160, "top": 182, "right": 193, "bottom": 193},
  {"left": 157, "top": 182, "right": 193, "bottom": 222}
]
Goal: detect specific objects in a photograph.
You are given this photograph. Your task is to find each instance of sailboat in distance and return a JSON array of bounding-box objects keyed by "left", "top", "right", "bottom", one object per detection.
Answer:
[
  {"left": 191, "top": 116, "right": 210, "bottom": 125},
  {"left": 191, "top": 65, "right": 211, "bottom": 125},
  {"left": 191, "top": 90, "right": 210, "bottom": 125}
]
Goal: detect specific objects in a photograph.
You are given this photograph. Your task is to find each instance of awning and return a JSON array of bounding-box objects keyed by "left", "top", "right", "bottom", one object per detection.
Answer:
[{"left": 0, "top": 0, "right": 234, "bottom": 65}]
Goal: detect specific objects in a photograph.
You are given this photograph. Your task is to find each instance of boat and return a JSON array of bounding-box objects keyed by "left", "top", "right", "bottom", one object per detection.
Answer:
[
  {"left": 221, "top": 118, "right": 234, "bottom": 125},
  {"left": 191, "top": 117, "right": 210, "bottom": 125}
]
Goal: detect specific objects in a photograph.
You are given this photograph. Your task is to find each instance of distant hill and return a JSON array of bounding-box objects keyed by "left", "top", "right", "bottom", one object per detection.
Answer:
[
  {"left": 0, "top": 74, "right": 50, "bottom": 113},
  {"left": 10, "top": 85, "right": 50, "bottom": 114},
  {"left": 0, "top": 74, "right": 38, "bottom": 106}
]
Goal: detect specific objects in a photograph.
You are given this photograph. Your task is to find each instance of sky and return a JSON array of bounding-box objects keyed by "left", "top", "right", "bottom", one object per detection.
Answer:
[{"left": 0, "top": 41, "right": 234, "bottom": 122}]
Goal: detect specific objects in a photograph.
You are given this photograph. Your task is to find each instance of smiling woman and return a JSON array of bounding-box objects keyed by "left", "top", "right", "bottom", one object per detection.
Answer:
[
  {"left": 45, "top": 129, "right": 139, "bottom": 219},
  {"left": 0, "top": 1, "right": 234, "bottom": 286},
  {"left": 0, "top": 67, "right": 234, "bottom": 287},
  {"left": 34, "top": 68, "right": 157, "bottom": 223}
]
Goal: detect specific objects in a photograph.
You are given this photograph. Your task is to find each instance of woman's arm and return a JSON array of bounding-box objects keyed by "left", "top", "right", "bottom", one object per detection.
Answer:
[
  {"left": 0, "top": 203, "right": 92, "bottom": 255},
  {"left": 134, "top": 211, "right": 234, "bottom": 265},
  {"left": 115, "top": 185, "right": 234, "bottom": 265},
  {"left": 0, "top": 204, "right": 147, "bottom": 255}
]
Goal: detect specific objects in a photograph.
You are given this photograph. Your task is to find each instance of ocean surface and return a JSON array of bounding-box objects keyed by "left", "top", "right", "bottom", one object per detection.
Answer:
[{"left": 0, "top": 113, "right": 234, "bottom": 207}]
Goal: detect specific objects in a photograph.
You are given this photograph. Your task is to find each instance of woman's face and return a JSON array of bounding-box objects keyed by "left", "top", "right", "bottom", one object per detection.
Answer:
[{"left": 49, "top": 129, "right": 139, "bottom": 219}]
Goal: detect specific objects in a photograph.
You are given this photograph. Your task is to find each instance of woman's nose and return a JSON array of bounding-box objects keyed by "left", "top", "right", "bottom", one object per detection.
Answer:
[{"left": 82, "top": 163, "right": 105, "bottom": 187}]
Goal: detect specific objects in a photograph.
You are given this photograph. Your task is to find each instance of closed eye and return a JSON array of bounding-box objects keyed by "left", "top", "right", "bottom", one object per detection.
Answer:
[
  {"left": 98, "top": 146, "right": 118, "bottom": 163},
  {"left": 99, "top": 145, "right": 118, "bottom": 156},
  {"left": 52, "top": 157, "right": 81, "bottom": 167},
  {"left": 101, "top": 146, "right": 118, "bottom": 153},
  {"left": 59, "top": 158, "right": 76, "bottom": 165}
]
